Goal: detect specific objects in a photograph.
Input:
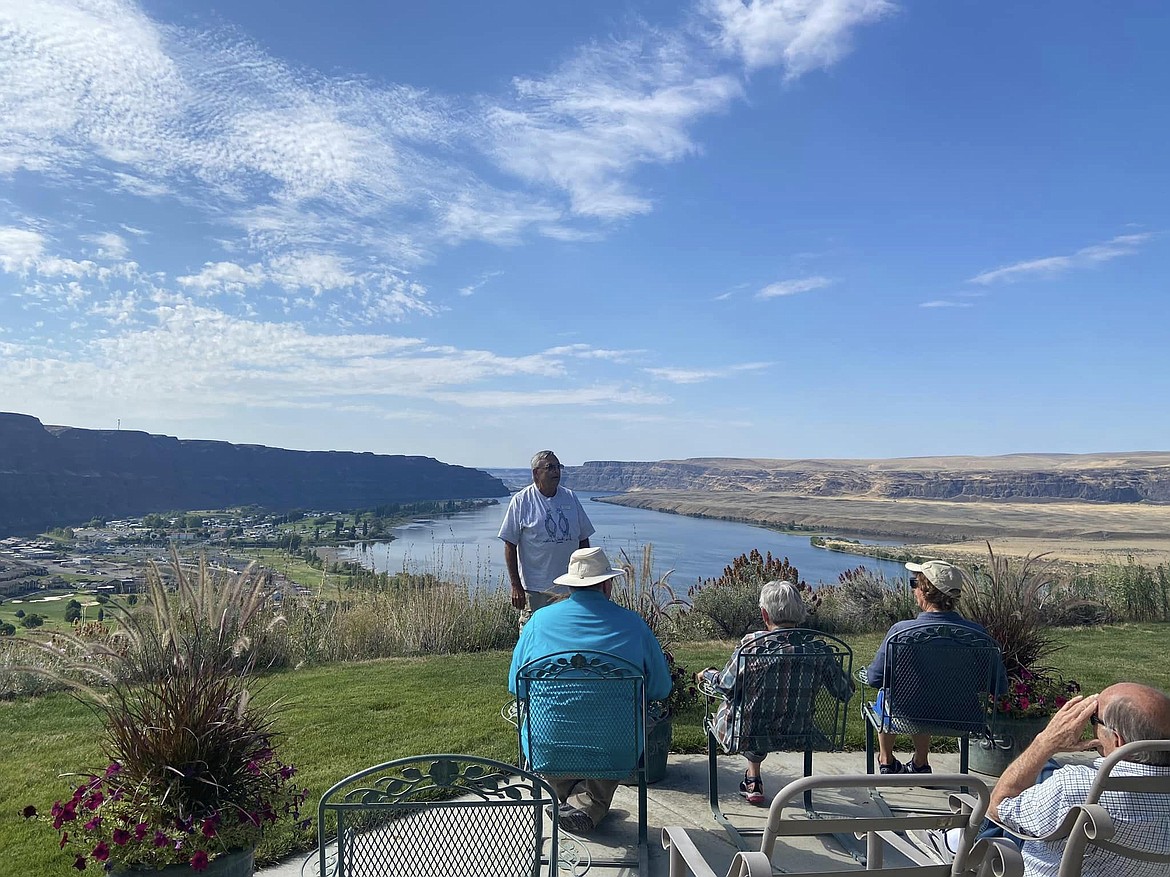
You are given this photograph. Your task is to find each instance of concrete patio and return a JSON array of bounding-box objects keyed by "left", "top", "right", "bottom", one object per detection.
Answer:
[{"left": 257, "top": 748, "right": 1050, "bottom": 877}]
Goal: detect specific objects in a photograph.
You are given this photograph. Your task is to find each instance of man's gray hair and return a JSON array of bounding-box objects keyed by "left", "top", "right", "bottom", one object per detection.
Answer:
[
  {"left": 530, "top": 450, "right": 557, "bottom": 469},
  {"left": 1102, "top": 694, "right": 1170, "bottom": 766},
  {"left": 759, "top": 580, "right": 807, "bottom": 625}
]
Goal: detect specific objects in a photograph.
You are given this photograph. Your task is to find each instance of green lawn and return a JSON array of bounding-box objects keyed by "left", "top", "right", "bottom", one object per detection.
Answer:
[
  {"left": 3, "top": 625, "right": 1167, "bottom": 874},
  {"left": 0, "top": 590, "right": 132, "bottom": 635}
]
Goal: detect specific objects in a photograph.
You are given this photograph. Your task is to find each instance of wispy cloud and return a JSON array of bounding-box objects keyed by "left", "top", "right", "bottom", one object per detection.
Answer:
[
  {"left": 968, "top": 233, "right": 1153, "bottom": 285},
  {"left": 543, "top": 344, "right": 645, "bottom": 363},
  {"left": 703, "top": 0, "right": 897, "bottom": 76},
  {"left": 756, "top": 276, "right": 833, "bottom": 299},
  {"left": 1, "top": 0, "right": 891, "bottom": 269},
  {"left": 645, "top": 361, "right": 772, "bottom": 383},
  {"left": 458, "top": 270, "right": 503, "bottom": 297},
  {"left": 919, "top": 299, "right": 973, "bottom": 308}
]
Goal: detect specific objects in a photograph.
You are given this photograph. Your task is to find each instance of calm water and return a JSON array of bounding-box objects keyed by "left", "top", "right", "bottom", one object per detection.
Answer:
[{"left": 337, "top": 492, "right": 907, "bottom": 591}]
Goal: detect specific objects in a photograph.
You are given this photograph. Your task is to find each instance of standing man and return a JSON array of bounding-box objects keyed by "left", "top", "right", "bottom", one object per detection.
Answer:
[{"left": 498, "top": 450, "right": 594, "bottom": 621}]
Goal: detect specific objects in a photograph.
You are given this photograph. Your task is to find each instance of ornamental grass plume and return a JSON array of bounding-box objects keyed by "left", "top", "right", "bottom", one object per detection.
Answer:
[
  {"left": 21, "top": 551, "right": 310, "bottom": 872},
  {"left": 961, "top": 543, "right": 1081, "bottom": 719}
]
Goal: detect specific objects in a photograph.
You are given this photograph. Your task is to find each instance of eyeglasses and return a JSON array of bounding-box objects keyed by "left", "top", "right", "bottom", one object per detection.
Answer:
[
  {"left": 538, "top": 463, "right": 565, "bottom": 472},
  {"left": 1090, "top": 712, "right": 1113, "bottom": 732}
]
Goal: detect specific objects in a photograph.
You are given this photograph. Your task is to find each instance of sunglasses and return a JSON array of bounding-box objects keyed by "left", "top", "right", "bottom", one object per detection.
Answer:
[
  {"left": 538, "top": 463, "right": 565, "bottom": 472},
  {"left": 1090, "top": 712, "right": 1111, "bottom": 731}
]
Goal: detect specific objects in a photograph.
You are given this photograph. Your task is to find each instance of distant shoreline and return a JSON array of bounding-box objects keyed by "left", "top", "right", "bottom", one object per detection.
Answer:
[{"left": 594, "top": 491, "right": 1170, "bottom": 566}]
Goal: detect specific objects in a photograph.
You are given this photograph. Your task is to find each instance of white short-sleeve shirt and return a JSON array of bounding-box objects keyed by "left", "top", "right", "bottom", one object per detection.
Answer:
[{"left": 497, "top": 484, "right": 595, "bottom": 595}]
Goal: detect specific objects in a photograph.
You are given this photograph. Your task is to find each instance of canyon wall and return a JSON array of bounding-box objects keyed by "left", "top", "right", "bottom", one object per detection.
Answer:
[{"left": 0, "top": 413, "right": 508, "bottom": 535}]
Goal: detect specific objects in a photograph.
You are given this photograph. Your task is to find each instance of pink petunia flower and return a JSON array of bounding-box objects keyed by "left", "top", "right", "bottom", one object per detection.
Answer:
[
  {"left": 134, "top": 822, "right": 149, "bottom": 841},
  {"left": 112, "top": 828, "right": 131, "bottom": 846},
  {"left": 72, "top": 855, "right": 87, "bottom": 870},
  {"left": 191, "top": 850, "right": 210, "bottom": 871},
  {"left": 201, "top": 817, "right": 218, "bottom": 838},
  {"left": 83, "top": 816, "right": 101, "bottom": 832},
  {"left": 91, "top": 842, "right": 110, "bottom": 863}
]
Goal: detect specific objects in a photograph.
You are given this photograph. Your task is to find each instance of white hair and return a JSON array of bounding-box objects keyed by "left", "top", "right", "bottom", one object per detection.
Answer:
[{"left": 759, "top": 580, "right": 807, "bottom": 625}]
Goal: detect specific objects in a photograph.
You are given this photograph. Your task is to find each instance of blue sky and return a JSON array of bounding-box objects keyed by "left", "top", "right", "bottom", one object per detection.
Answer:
[{"left": 1, "top": 0, "right": 1167, "bottom": 467}]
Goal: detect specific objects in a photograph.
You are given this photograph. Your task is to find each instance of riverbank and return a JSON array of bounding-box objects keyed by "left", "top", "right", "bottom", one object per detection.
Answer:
[{"left": 594, "top": 491, "right": 1170, "bottom": 566}]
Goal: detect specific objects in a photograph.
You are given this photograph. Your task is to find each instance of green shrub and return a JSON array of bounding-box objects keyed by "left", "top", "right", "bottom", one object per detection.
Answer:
[
  {"left": 812, "top": 566, "right": 917, "bottom": 633},
  {"left": 684, "top": 550, "right": 815, "bottom": 639}
]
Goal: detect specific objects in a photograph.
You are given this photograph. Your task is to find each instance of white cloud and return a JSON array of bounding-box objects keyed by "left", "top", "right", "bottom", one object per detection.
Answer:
[
  {"left": 82, "top": 232, "right": 130, "bottom": 261},
  {"left": 703, "top": 0, "right": 896, "bottom": 76},
  {"left": 645, "top": 361, "right": 771, "bottom": 383},
  {"left": 483, "top": 32, "right": 742, "bottom": 219},
  {"left": 0, "top": 226, "right": 46, "bottom": 272},
  {"left": 177, "top": 261, "right": 266, "bottom": 295},
  {"left": 543, "top": 344, "right": 644, "bottom": 363},
  {"left": 968, "top": 233, "right": 1153, "bottom": 285},
  {"left": 756, "top": 276, "right": 833, "bottom": 299},
  {"left": 0, "top": 303, "right": 591, "bottom": 416},
  {"left": 919, "top": 300, "right": 973, "bottom": 308},
  {"left": 458, "top": 270, "right": 503, "bottom": 297},
  {"left": 1, "top": 0, "right": 891, "bottom": 274}
]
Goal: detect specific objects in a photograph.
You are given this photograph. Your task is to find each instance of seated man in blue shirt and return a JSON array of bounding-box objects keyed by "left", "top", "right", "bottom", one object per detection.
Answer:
[
  {"left": 864, "top": 559, "right": 1008, "bottom": 774},
  {"left": 508, "top": 547, "right": 672, "bottom": 833}
]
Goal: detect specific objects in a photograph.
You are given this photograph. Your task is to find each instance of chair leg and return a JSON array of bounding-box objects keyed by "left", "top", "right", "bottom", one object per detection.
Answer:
[
  {"left": 707, "top": 727, "right": 750, "bottom": 851},
  {"left": 960, "top": 734, "right": 970, "bottom": 774},
  {"left": 865, "top": 717, "right": 876, "bottom": 774}
]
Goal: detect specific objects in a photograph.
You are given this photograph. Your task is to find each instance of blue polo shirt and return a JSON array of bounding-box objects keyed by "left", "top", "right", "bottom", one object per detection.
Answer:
[{"left": 508, "top": 589, "right": 672, "bottom": 772}]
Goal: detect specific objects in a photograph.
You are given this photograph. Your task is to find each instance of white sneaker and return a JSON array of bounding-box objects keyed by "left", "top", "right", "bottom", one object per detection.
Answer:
[{"left": 907, "top": 828, "right": 954, "bottom": 864}]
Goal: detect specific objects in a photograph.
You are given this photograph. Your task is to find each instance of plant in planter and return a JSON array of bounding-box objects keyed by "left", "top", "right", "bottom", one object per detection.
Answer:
[
  {"left": 614, "top": 546, "right": 698, "bottom": 783},
  {"left": 22, "top": 553, "right": 310, "bottom": 873},
  {"left": 961, "top": 544, "right": 1081, "bottom": 774}
]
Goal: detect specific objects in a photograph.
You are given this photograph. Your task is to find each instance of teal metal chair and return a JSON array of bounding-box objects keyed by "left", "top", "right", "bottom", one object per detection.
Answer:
[
  {"left": 701, "top": 629, "right": 854, "bottom": 850},
  {"left": 860, "top": 624, "right": 1004, "bottom": 776},
  {"left": 316, "top": 754, "right": 559, "bottom": 877},
  {"left": 515, "top": 650, "right": 649, "bottom": 873}
]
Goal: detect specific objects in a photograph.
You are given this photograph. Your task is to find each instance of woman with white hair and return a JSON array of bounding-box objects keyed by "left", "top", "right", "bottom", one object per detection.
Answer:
[{"left": 696, "top": 580, "right": 854, "bottom": 804}]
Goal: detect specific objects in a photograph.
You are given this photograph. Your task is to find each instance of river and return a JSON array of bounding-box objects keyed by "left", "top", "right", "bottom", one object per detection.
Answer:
[{"left": 336, "top": 492, "right": 908, "bottom": 592}]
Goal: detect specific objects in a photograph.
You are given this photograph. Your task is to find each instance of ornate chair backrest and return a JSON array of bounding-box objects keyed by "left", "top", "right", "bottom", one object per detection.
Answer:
[
  {"left": 1055, "top": 739, "right": 1170, "bottom": 877},
  {"left": 727, "top": 629, "right": 853, "bottom": 754},
  {"left": 514, "top": 650, "right": 646, "bottom": 779},
  {"left": 317, "top": 754, "right": 558, "bottom": 877},
  {"left": 882, "top": 624, "right": 1002, "bottom": 735}
]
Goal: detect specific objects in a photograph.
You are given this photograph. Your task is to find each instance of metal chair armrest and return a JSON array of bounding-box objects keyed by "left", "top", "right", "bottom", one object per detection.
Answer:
[
  {"left": 968, "top": 837, "right": 1025, "bottom": 877},
  {"left": 662, "top": 826, "right": 721, "bottom": 877},
  {"left": 728, "top": 851, "right": 773, "bottom": 877},
  {"left": 696, "top": 676, "right": 722, "bottom": 699}
]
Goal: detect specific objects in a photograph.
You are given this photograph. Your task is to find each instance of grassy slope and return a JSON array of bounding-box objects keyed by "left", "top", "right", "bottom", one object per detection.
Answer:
[{"left": 4, "top": 625, "right": 1167, "bottom": 874}]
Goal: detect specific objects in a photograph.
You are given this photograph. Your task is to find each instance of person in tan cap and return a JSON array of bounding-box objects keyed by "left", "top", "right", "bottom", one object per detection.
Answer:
[{"left": 863, "top": 559, "right": 1007, "bottom": 774}]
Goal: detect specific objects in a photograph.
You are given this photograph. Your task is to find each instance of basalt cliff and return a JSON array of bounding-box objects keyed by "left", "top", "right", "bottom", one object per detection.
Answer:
[
  {"left": 0, "top": 412, "right": 508, "bottom": 535},
  {"left": 568, "top": 454, "right": 1170, "bottom": 503}
]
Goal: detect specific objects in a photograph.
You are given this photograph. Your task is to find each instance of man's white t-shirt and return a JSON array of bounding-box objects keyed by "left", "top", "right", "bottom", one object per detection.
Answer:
[{"left": 498, "top": 484, "right": 595, "bottom": 595}]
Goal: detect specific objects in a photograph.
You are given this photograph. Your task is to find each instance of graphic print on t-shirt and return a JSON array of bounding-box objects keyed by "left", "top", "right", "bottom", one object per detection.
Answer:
[{"left": 543, "top": 507, "right": 572, "bottom": 542}]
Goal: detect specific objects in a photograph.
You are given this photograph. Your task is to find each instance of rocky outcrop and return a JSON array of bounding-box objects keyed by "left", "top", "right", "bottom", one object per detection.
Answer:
[
  {"left": 0, "top": 413, "right": 508, "bottom": 535},
  {"left": 570, "top": 455, "right": 1170, "bottom": 503}
]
